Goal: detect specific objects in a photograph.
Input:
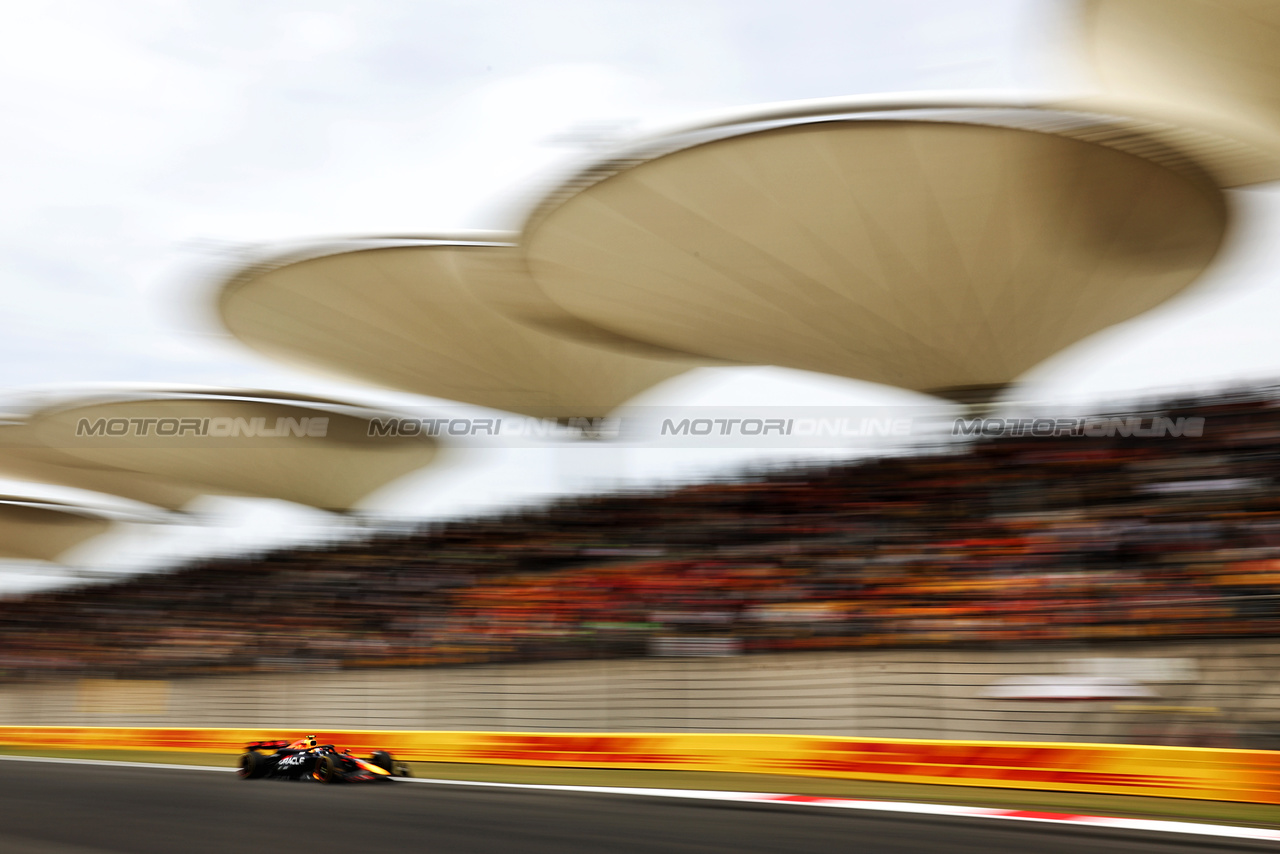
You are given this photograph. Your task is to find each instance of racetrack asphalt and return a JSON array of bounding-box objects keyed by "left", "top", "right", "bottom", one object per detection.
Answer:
[{"left": 0, "top": 759, "right": 1276, "bottom": 854}]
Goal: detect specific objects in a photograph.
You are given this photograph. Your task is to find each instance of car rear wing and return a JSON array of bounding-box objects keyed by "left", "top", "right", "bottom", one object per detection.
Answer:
[{"left": 245, "top": 740, "right": 290, "bottom": 751}]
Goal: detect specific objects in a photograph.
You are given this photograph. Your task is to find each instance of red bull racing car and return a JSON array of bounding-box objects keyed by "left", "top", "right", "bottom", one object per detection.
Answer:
[{"left": 237, "top": 735, "right": 411, "bottom": 784}]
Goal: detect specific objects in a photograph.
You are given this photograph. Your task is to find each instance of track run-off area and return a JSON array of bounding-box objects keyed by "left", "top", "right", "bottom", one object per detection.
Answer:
[{"left": 0, "top": 757, "right": 1277, "bottom": 853}]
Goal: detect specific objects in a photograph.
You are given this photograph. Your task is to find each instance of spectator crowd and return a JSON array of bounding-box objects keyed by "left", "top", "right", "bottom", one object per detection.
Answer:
[{"left": 2, "top": 386, "right": 1280, "bottom": 679}]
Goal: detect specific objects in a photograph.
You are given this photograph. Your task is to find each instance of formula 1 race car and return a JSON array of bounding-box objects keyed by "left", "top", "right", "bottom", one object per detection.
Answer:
[{"left": 237, "top": 735, "right": 411, "bottom": 783}]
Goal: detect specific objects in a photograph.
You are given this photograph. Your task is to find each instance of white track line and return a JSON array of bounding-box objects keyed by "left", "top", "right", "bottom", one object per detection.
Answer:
[
  {"left": 3, "top": 754, "right": 1277, "bottom": 842},
  {"left": 0, "top": 754, "right": 232, "bottom": 773},
  {"left": 397, "top": 777, "right": 1280, "bottom": 842}
]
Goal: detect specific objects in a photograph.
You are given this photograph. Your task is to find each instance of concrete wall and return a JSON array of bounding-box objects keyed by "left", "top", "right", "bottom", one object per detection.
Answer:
[{"left": 3, "top": 641, "right": 1278, "bottom": 743}]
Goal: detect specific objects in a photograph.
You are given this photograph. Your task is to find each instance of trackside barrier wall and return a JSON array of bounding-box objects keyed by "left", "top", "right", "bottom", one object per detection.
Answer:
[
  {"left": 1, "top": 727, "right": 1278, "bottom": 804},
  {"left": 4, "top": 645, "right": 1280, "bottom": 743}
]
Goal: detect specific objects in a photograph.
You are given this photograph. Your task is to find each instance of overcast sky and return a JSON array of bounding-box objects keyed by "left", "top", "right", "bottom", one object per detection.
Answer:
[{"left": 2, "top": 0, "right": 1279, "bottom": 591}]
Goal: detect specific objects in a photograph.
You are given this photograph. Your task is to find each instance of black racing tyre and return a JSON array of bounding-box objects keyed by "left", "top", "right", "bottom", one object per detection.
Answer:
[
  {"left": 238, "top": 752, "right": 265, "bottom": 779},
  {"left": 314, "top": 754, "right": 338, "bottom": 784},
  {"left": 370, "top": 750, "right": 395, "bottom": 774}
]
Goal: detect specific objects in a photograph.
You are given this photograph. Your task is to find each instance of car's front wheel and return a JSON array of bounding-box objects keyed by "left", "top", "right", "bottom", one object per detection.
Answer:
[{"left": 370, "top": 750, "right": 395, "bottom": 774}]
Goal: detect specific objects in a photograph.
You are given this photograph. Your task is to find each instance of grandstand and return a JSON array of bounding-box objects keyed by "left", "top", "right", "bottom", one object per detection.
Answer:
[{"left": 3, "top": 385, "right": 1277, "bottom": 684}]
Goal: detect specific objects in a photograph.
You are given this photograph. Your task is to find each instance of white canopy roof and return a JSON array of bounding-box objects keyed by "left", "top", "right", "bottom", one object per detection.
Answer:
[{"left": 520, "top": 115, "right": 1228, "bottom": 401}]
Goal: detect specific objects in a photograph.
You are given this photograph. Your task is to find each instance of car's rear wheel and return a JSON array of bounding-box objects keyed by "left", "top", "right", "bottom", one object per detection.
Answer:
[
  {"left": 370, "top": 750, "right": 395, "bottom": 774},
  {"left": 314, "top": 754, "right": 338, "bottom": 784},
  {"left": 238, "top": 752, "right": 265, "bottom": 779}
]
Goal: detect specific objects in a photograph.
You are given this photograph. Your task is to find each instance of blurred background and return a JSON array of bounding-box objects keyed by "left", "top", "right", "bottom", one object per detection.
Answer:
[{"left": 3, "top": 0, "right": 1280, "bottom": 750}]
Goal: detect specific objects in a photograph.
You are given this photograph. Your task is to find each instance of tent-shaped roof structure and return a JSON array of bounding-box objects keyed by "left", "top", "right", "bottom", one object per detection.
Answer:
[
  {"left": 217, "top": 239, "right": 701, "bottom": 419},
  {"left": 2, "top": 390, "right": 439, "bottom": 512},
  {"left": 0, "top": 496, "right": 114, "bottom": 563},
  {"left": 0, "top": 418, "right": 203, "bottom": 511},
  {"left": 1083, "top": 0, "right": 1280, "bottom": 187},
  {"left": 518, "top": 108, "right": 1229, "bottom": 402}
]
